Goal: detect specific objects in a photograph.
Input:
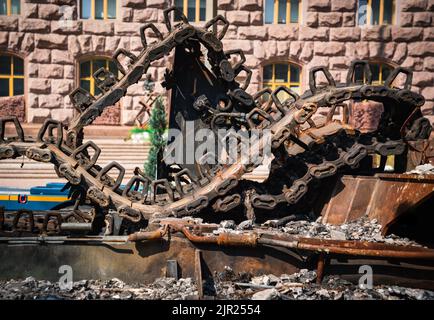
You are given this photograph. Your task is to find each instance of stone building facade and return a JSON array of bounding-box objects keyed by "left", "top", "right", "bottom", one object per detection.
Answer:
[{"left": 0, "top": 0, "right": 433, "bottom": 128}]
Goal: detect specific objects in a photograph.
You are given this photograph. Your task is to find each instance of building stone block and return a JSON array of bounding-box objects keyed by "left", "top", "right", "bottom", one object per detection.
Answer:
[{"left": 28, "top": 78, "right": 51, "bottom": 94}]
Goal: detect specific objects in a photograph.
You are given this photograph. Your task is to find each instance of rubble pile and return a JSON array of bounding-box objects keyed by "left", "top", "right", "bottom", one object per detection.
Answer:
[
  {"left": 1, "top": 269, "right": 434, "bottom": 300},
  {"left": 216, "top": 215, "right": 421, "bottom": 247},
  {"left": 407, "top": 163, "right": 434, "bottom": 175},
  {"left": 279, "top": 216, "right": 419, "bottom": 246},
  {"left": 0, "top": 277, "right": 197, "bottom": 300},
  {"left": 214, "top": 269, "right": 434, "bottom": 300}
]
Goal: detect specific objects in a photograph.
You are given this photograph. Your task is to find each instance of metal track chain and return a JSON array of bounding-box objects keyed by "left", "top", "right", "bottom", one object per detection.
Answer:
[{"left": 0, "top": 7, "right": 430, "bottom": 236}]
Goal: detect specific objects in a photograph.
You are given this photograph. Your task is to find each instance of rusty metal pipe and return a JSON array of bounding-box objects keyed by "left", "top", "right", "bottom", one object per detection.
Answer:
[
  {"left": 260, "top": 231, "right": 432, "bottom": 252},
  {"left": 258, "top": 237, "right": 434, "bottom": 260},
  {"left": 216, "top": 232, "right": 258, "bottom": 247},
  {"left": 130, "top": 222, "right": 434, "bottom": 260},
  {"left": 181, "top": 227, "right": 218, "bottom": 244},
  {"left": 127, "top": 226, "right": 167, "bottom": 242},
  {"left": 297, "top": 243, "right": 434, "bottom": 259},
  {"left": 181, "top": 228, "right": 258, "bottom": 246}
]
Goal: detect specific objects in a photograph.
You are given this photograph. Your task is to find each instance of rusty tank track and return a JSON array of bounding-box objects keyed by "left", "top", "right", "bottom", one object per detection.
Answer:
[{"left": 0, "top": 7, "right": 432, "bottom": 237}]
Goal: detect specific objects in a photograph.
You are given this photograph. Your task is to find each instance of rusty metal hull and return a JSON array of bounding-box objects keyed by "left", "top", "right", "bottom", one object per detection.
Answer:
[
  {"left": 0, "top": 237, "right": 301, "bottom": 284},
  {"left": 1, "top": 238, "right": 434, "bottom": 290}
]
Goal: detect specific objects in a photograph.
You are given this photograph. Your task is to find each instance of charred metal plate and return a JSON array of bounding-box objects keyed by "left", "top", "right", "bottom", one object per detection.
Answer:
[
  {"left": 321, "top": 175, "right": 377, "bottom": 225},
  {"left": 0, "top": 237, "right": 301, "bottom": 284}
]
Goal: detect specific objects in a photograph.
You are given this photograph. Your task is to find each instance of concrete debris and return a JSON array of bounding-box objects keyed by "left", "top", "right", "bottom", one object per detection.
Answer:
[
  {"left": 219, "top": 219, "right": 254, "bottom": 231},
  {"left": 216, "top": 266, "right": 251, "bottom": 283},
  {"left": 267, "top": 274, "right": 281, "bottom": 285},
  {"left": 251, "top": 288, "right": 280, "bottom": 300},
  {"left": 216, "top": 215, "right": 420, "bottom": 246},
  {"left": 251, "top": 276, "right": 268, "bottom": 286},
  {"left": 407, "top": 163, "right": 434, "bottom": 175},
  {"left": 0, "top": 277, "right": 197, "bottom": 300},
  {"left": 238, "top": 219, "right": 254, "bottom": 230},
  {"left": 330, "top": 229, "right": 346, "bottom": 240},
  {"left": 279, "top": 216, "right": 421, "bottom": 246},
  {"left": 220, "top": 220, "right": 237, "bottom": 229},
  {"left": 1, "top": 269, "right": 434, "bottom": 300},
  {"left": 214, "top": 270, "right": 434, "bottom": 300}
]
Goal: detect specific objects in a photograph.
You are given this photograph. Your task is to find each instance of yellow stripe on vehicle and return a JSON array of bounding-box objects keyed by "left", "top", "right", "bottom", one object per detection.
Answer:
[
  {"left": 27, "top": 196, "right": 70, "bottom": 202},
  {"left": 2, "top": 195, "right": 69, "bottom": 202}
]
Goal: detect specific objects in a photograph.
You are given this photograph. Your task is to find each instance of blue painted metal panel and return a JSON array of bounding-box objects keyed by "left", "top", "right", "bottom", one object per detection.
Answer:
[
  {"left": 0, "top": 199, "right": 62, "bottom": 211},
  {"left": 0, "top": 183, "right": 70, "bottom": 211},
  {"left": 30, "top": 185, "right": 69, "bottom": 196}
]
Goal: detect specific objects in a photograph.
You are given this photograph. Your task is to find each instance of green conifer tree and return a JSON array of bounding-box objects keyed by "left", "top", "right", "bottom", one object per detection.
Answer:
[{"left": 144, "top": 96, "right": 167, "bottom": 179}]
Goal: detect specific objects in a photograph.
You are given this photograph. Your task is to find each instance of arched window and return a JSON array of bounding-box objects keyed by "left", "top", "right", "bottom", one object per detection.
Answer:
[
  {"left": 0, "top": 54, "right": 24, "bottom": 97},
  {"left": 358, "top": 0, "right": 395, "bottom": 25},
  {"left": 264, "top": 0, "right": 301, "bottom": 24},
  {"left": 79, "top": 57, "right": 118, "bottom": 96},
  {"left": 0, "top": 0, "right": 20, "bottom": 15},
  {"left": 354, "top": 62, "right": 394, "bottom": 85},
  {"left": 263, "top": 62, "right": 301, "bottom": 95},
  {"left": 80, "top": 0, "right": 116, "bottom": 20},
  {"left": 175, "top": 0, "right": 207, "bottom": 22}
]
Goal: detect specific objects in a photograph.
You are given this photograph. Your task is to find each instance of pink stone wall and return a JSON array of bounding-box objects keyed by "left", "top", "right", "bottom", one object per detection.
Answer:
[
  {"left": 0, "top": 0, "right": 432, "bottom": 127},
  {"left": 0, "top": 96, "right": 25, "bottom": 122},
  {"left": 92, "top": 103, "right": 121, "bottom": 125},
  {"left": 351, "top": 101, "right": 384, "bottom": 132},
  {"left": 218, "top": 0, "right": 434, "bottom": 125}
]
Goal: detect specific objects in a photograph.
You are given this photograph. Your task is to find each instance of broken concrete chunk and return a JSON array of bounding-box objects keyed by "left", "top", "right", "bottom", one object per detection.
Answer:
[{"left": 251, "top": 288, "right": 280, "bottom": 300}]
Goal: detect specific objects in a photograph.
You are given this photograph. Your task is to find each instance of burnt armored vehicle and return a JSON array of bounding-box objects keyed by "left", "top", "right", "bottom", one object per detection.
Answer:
[{"left": 1, "top": 8, "right": 433, "bottom": 277}]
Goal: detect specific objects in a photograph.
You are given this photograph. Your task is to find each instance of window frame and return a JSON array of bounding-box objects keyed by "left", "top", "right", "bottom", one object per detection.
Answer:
[
  {"left": 78, "top": 57, "right": 117, "bottom": 96},
  {"left": 353, "top": 60, "right": 396, "bottom": 86},
  {"left": 264, "top": 0, "right": 302, "bottom": 25},
  {"left": 364, "top": 0, "right": 396, "bottom": 25},
  {"left": 79, "top": 0, "right": 117, "bottom": 20},
  {"left": 0, "top": 53, "right": 24, "bottom": 97},
  {"left": 175, "top": 0, "right": 208, "bottom": 23},
  {"left": 262, "top": 62, "right": 302, "bottom": 93},
  {"left": 0, "top": 0, "right": 20, "bottom": 16},
  {"left": 369, "top": 61, "right": 394, "bottom": 85}
]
